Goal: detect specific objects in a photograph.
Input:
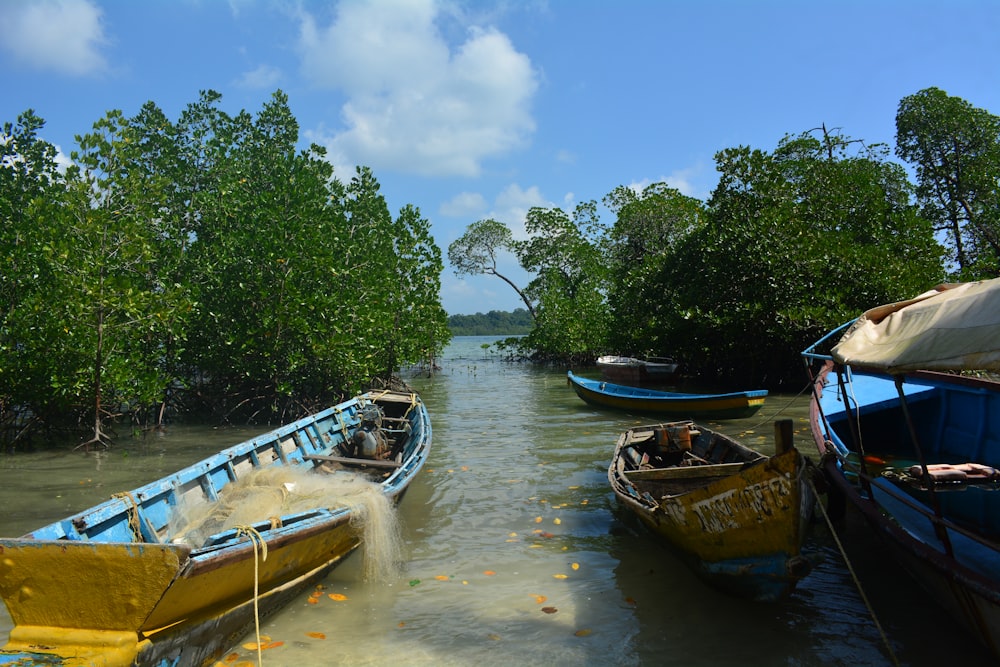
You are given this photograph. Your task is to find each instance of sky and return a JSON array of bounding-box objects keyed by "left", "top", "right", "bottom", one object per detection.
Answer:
[{"left": 3, "top": 0, "right": 1000, "bottom": 316}]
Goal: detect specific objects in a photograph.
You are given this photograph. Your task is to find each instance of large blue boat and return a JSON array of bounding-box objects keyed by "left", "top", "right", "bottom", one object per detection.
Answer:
[{"left": 803, "top": 278, "right": 1000, "bottom": 660}]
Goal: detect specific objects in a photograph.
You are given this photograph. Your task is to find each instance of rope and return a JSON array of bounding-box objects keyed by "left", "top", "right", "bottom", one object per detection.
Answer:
[
  {"left": 740, "top": 380, "right": 812, "bottom": 434},
  {"left": 235, "top": 525, "right": 269, "bottom": 667},
  {"left": 806, "top": 464, "right": 899, "bottom": 666},
  {"left": 112, "top": 492, "right": 143, "bottom": 543}
]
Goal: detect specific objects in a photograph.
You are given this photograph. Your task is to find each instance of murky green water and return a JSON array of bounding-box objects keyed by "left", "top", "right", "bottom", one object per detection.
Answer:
[{"left": 0, "top": 336, "right": 994, "bottom": 666}]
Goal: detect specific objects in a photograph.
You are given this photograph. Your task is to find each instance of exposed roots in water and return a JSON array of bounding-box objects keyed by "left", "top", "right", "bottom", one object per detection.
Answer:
[{"left": 170, "top": 466, "right": 403, "bottom": 582}]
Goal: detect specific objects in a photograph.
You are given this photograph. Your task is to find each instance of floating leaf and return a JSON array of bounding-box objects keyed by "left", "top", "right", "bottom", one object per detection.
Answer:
[
  {"left": 541, "top": 606, "right": 558, "bottom": 614},
  {"left": 540, "top": 532, "right": 554, "bottom": 539},
  {"left": 223, "top": 653, "right": 240, "bottom": 663},
  {"left": 263, "top": 641, "right": 284, "bottom": 650},
  {"left": 461, "top": 466, "right": 469, "bottom": 471},
  {"left": 306, "top": 632, "right": 326, "bottom": 640},
  {"left": 534, "top": 516, "right": 543, "bottom": 523},
  {"left": 483, "top": 570, "right": 496, "bottom": 576},
  {"left": 624, "top": 597, "right": 637, "bottom": 606},
  {"left": 434, "top": 575, "right": 450, "bottom": 581},
  {"left": 306, "top": 597, "right": 319, "bottom": 605},
  {"left": 571, "top": 563, "right": 580, "bottom": 570},
  {"left": 532, "top": 594, "right": 547, "bottom": 604},
  {"left": 553, "top": 518, "right": 561, "bottom": 525},
  {"left": 328, "top": 593, "right": 348, "bottom": 601},
  {"left": 487, "top": 633, "right": 502, "bottom": 641},
  {"left": 568, "top": 485, "right": 579, "bottom": 490},
  {"left": 574, "top": 629, "right": 592, "bottom": 637},
  {"left": 409, "top": 579, "right": 421, "bottom": 587},
  {"left": 309, "top": 591, "right": 323, "bottom": 599},
  {"left": 398, "top": 622, "right": 406, "bottom": 628},
  {"left": 508, "top": 532, "right": 518, "bottom": 537},
  {"left": 553, "top": 573, "right": 568, "bottom": 579}
]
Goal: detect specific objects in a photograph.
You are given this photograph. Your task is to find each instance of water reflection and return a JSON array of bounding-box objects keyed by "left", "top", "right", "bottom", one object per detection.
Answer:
[{"left": 0, "top": 336, "right": 995, "bottom": 665}]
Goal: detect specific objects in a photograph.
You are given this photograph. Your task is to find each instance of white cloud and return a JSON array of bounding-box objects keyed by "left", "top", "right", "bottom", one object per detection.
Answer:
[
  {"left": 234, "top": 64, "right": 284, "bottom": 90},
  {"left": 296, "top": 0, "right": 538, "bottom": 177},
  {"left": 439, "top": 191, "right": 488, "bottom": 218},
  {"left": 0, "top": 0, "right": 107, "bottom": 76}
]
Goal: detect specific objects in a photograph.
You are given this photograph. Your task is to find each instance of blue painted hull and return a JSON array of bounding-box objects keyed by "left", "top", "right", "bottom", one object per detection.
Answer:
[
  {"left": 0, "top": 389, "right": 432, "bottom": 667},
  {"left": 806, "top": 358, "right": 1000, "bottom": 658},
  {"left": 568, "top": 371, "right": 767, "bottom": 420}
]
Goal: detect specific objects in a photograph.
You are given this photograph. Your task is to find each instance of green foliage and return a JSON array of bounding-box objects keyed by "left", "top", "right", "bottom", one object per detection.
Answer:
[
  {"left": 448, "top": 309, "right": 533, "bottom": 335},
  {"left": 658, "top": 129, "right": 943, "bottom": 385},
  {"left": 514, "top": 202, "right": 611, "bottom": 358},
  {"left": 896, "top": 87, "right": 1000, "bottom": 278},
  {"left": 0, "top": 92, "right": 449, "bottom": 444},
  {"left": 448, "top": 218, "right": 535, "bottom": 318}
]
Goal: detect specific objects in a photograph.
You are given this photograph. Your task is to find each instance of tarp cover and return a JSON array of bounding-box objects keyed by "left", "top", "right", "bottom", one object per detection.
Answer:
[{"left": 831, "top": 277, "right": 1000, "bottom": 373}]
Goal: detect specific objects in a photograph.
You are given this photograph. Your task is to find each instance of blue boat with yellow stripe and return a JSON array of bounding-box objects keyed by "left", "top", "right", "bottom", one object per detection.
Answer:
[
  {"left": 567, "top": 371, "right": 767, "bottom": 420},
  {"left": 0, "top": 388, "right": 431, "bottom": 667}
]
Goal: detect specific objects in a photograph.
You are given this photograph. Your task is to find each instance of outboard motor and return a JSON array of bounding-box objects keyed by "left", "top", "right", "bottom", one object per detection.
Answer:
[{"left": 351, "top": 404, "right": 389, "bottom": 459}]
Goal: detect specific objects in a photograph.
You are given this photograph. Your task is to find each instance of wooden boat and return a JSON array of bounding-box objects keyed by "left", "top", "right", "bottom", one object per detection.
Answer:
[
  {"left": 608, "top": 420, "right": 815, "bottom": 601},
  {"left": 0, "top": 389, "right": 431, "bottom": 667},
  {"left": 802, "top": 278, "right": 1000, "bottom": 659},
  {"left": 596, "top": 355, "right": 678, "bottom": 385},
  {"left": 567, "top": 371, "right": 767, "bottom": 420}
]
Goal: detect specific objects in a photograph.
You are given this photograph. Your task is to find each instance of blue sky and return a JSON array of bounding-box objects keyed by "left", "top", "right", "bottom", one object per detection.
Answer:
[{"left": 3, "top": 0, "right": 999, "bottom": 315}]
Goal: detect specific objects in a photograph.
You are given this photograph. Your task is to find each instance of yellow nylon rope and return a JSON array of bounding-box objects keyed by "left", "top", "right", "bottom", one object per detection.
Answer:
[{"left": 235, "top": 525, "right": 269, "bottom": 667}]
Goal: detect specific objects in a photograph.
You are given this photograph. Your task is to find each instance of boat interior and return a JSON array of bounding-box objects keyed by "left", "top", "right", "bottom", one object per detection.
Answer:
[{"left": 20, "top": 392, "right": 422, "bottom": 549}]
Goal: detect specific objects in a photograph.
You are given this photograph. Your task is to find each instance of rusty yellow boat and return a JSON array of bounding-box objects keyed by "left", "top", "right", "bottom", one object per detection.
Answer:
[
  {"left": 0, "top": 389, "right": 431, "bottom": 667},
  {"left": 608, "top": 420, "right": 814, "bottom": 601}
]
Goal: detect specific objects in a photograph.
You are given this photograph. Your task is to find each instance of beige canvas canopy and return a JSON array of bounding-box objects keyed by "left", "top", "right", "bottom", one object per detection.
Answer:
[{"left": 831, "top": 277, "right": 1000, "bottom": 373}]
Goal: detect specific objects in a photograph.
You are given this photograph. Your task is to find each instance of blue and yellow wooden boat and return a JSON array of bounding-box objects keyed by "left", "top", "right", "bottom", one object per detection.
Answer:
[
  {"left": 608, "top": 421, "right": 814, "bottom": 601},
  {"left": 0, "top": 388, "right": 431, "bottom": 667},
  {"left": 567, "top": 371, "right": 767, "bottom": 420}
]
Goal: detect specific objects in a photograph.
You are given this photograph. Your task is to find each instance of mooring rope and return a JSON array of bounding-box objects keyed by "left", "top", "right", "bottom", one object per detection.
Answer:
[
  {"left": 111, "top": 491, "right": 143, "bottom": 543},
  {"left": 235, "top": 524, "right": 269, "bottom": 667},
  {"left": 805, "top": 465, "right": 899, "bottom": 666}
]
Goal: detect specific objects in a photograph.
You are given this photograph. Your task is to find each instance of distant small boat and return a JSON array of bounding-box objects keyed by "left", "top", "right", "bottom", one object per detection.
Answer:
[
  {"left": 567, "top": 371, "right": 767, "bottom": 420},
  {"left": 596, "top": 355, "right": 678, "bottom": 385},
  {"left": 608, "top": 420, "right": 815, "bottom": 601},
  {"left": 0, "top": 389, "right": 431, "bottom": 667}
]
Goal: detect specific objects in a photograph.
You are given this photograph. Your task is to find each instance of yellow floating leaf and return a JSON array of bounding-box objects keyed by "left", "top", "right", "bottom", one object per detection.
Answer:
[
  {"left": 398, "top": 622, "right": 406, "bottom": 628},
  {"left": 553, "top": 518, "right": 561, "bottom": 525},
  {"left": 328, "top": 593, "right": 348, "bottom": 601},
  {"left": 462, "top": 580, "right": 469, "bottom": 585},
  {"left": 509, "top": 532, "right": 518, "bottom": 537},
  {"left": 567, "top": 486, "right": 579, "bottom": 490},
  {"left": 553, "top": 573, "right": 568, "bottom": 579},
  {"left": 574, "top": 629, "right": 592, "bottom": 637},
  {"left": 306, "top": 597, "right": 318, "bottom": 605},
  {"left": 434, "top": 575, "right": 450, "bottom": 581},
  {"left": 581, "top": 499, "right": 589, "bottom": 505},
  {"left": 487, "top": 633, "right": 502, "bottom": 641},
  {"left": 532, "top": 594, "right": 547, "bottom": 604},
  {"left": 263, "top": 641, "right": 284, "bottom": 650},
  {"left": 306, "top": 631, "right": 326, "bottom": 640},
  {"left": 223, "top": 653, "right": 240, "bottom": 663},
  {"left": 534, "top": 516, "right": 543, "bottom": 523},
  {"left": 571, "top": 563, "right": 580, "bottom": 570}
]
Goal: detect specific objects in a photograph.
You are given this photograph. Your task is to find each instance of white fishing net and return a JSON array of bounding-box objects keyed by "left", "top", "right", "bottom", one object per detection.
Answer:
[{"left": 169, "top": 466, "right": 403, "bottom": 582}]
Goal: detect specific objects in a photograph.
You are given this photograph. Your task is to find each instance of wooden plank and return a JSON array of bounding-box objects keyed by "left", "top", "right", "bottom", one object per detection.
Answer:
[
  {"left": 623, "top": 461, "right": 745, "bottom": 481},
  {"left": 304, "top": 454, "right": 402, "bottom": 469}
]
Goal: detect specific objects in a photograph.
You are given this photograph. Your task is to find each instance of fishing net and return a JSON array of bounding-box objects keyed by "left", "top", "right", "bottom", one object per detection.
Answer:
[{"left": 169, "top": 466, "right": 403, "bottom": 582}]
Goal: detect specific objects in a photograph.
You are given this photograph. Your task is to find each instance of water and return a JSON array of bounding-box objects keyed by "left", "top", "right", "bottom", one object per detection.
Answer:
[{"left": 0, "top": 336, "right": 994, "bottom": 666}]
